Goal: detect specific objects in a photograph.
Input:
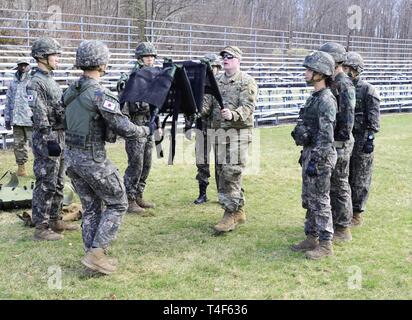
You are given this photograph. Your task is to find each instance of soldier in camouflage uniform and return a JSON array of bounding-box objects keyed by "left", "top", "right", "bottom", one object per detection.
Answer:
[
  {"left": 343, "top": 52, "right": 380, "bottom": 227},
  {"left": 117, "top": 42, "right": 159, "bottom": 215},
  {"left": 4, "top": 58, "right": 32, "bottom": 176},
  {"left": 319, "top": 42, "right": 356, "bottom": 242},
  {"left": 193, "top": 53, "right": 222, "bottom": 205},
  {"left": 291, "top": 51, "right": 337, "bottom": 260},
  {"left": 64, "top": 40, "right": 151, "bottom": 275},
  {"left": 28, "top": 37, "right": 79, "bottom": 241},
  {"left": 201, "top": 46, "right": 258, "bottom": 233}
]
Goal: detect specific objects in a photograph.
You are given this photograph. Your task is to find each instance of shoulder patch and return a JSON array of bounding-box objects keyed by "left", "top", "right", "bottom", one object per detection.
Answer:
[{"left": 103, "top": 99, "right": 116, "bottom": 111}]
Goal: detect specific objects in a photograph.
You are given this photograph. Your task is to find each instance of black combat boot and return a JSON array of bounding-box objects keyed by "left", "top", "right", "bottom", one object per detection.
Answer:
[{"left": 194, "top": 183, "right": 208, "bottom": 205}]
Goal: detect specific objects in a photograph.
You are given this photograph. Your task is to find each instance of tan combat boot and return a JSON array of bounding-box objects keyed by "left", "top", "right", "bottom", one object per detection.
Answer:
[
  {"left": 34, "top": 225, "right": 64, "bottom": 241},
  {"left": 333, "top": 225, "right": 352, "bottom": 242},
  {"left": 17, "top": 164, "right": 27, "bottom": 177},
  {"left": 127, "top": 199, "right": 146, "bottom": 214},
  {"left": 291, "top": 235, "right": 319, "bottom": 252},
  {"left": 233, "top": 209, "right": 246, "bottom": 225},
  {"left": 49, "top": 219, "right": 80, "bottom": 233},
  {"left": 350, "top": 212, "right": 363, "bottom": 227},
  {"left": 136, "top": 197, "right": 155, "bottom": 209},
  {"left": 305, "top": 240, "right": 333, "bottom": 260},
  {"left": 213, "top": 211, "right": 236, "bottom": 233},
  {"left": 81, "top": 248, "right": 117, "bottom": 275}
]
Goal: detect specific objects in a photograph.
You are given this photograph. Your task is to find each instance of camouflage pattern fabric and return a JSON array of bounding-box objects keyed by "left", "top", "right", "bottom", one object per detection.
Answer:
[
  {"left": 135, "top": 42, "right": 157, "bottom": 58},
  {"left": 124, "top": 135, "right": 153, "bottom": 200},
  {"left": 64, "top": 76, "right": 148, "bottom": 251},
  {"left": 4, "top": 70, "right": 32, "bottom": 126},
  {"left": 26, "top": 68, "right": 64, "bottom": 131},
  {"left": 349, "top": 78, "right": 380, "bottom": 213},
  {"left": 293, "top": 88, "right": 337, "bottom": 241},
  {"left": 27, "top": 68, "right": 65, "bottom": 226},
  {"left": 202, "top": 70, "right": 258, "bottom": 213},
  {"left": 330, "top": 72, "right": 356, "bottom": 228},
  {"left": 31, "top": 129, "right": 65, "bottom": 226},
  {"left": 31, "top": 37, "right": 62, "bottom": 59},
  {"left": 12, "top": 126, "right": 32, "bottom": 165},
  {"left": 75, "top": 40, "right": 110, "bottom": 67},
  {"left": 121, "top": 63, "right": 157, "bottom": 201}
]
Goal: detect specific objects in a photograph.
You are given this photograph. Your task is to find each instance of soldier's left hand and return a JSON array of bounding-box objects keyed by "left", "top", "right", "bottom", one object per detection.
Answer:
[{"left": 221, "top": 108, "right": 233, "bottom": 120}]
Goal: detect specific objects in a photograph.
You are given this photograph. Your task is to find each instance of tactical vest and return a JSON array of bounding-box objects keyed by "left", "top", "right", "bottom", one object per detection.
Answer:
[
  {"left": 302, "top": 94, "right": 321, "bottom": 142},
  {"left": 28, "top": 69, "right": 64, "bottom": 130},
  {"left": 353, "top": 79, "right": 369, "bottom": 134},
  {"left": 64, "top": 80, "right": 112, "bottom": 159}
]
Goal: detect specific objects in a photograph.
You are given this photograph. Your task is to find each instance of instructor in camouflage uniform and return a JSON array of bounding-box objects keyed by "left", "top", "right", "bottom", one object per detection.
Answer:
[
  {"left": 343, "top": 52, "right": 380, "bottom": 227},
  {"left": 28, "top": 37, "right": 79, "bottom": 241},
  {"left": 4, "top": 58, "right": 32, "bottom": 176},
  {"left": 319, "top": 42, "right": 356, "bottom": 242},
  {"left": 193, "top": 53, "right": 222, "bottom": 204},
  {"left": 201, "top": 46, "right": 258, "bottom": 233},
  {"left": 117, "top": 42, "right": 159, "bottom": 215},
  {"left": 64, "top": 40, "right": 150, "bottom": 275},
  {"left": 291, "top": 51, "right": 337, "bottom": 260}
]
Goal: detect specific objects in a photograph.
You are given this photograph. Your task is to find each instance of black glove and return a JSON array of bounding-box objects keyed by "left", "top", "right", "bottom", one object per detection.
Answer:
[
  {"left": 305, "top": 159, "right": 317, "bottom": 177},
  {"left": 5, "top": 121, "right": 11, "bottom": 130},
  {"left": 298, "top": 150, "right": 303, "bottom": 167},
  {"left": 47, "top": 140, "right": 62, "bottom": 157},
  {"left": 363, "top": 134, "right": 374, "bottom": 154}
]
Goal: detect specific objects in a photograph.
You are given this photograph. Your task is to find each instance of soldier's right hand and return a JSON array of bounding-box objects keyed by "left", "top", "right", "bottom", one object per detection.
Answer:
[
  {"left": 305, "top": 159, "right": 317, "bottom": 177},
  {"left": 117, "top": 81, "right": 126, "bottom": 93},
  {"left": 5, "top": 121, "right": 11, "bottom": 130},
  {"left": 47, "top": 140, "right": 62, "bottom": 157}
]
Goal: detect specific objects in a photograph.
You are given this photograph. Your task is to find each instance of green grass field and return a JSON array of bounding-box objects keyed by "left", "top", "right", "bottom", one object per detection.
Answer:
[{"left": 0, "top": 113, "right": 411, "bottom": 299}]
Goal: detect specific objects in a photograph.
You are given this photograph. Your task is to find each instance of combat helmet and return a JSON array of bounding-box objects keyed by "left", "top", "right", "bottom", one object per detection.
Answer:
[
  {"left": 303, "top": 51, "right": 335, "bottom": 77},
  {"left": 203, "top": 53, "right": 222, "bottom": 69},
  {"left": 31, "top": 37, "right": 62, "bottom": 59},
  {"left": 135, "top": 42, "right": 157, "bottom": 59},
  {"left": 319, "top": 42, "right": 347, "bottom": 64},
  {"left": 343, "top": 52, "right": 364, "bottom": 74},
  {"left": 75, "top": 40, "right": 110, "bottom": 67}
]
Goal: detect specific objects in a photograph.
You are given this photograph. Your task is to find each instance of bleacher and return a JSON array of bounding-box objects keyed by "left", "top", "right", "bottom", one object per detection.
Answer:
[{"left": 0, "top": 9, "right": 411, "bottom": 148}]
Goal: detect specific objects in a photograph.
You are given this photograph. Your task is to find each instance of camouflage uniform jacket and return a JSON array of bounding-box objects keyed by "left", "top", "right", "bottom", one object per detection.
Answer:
[
  {"left": 352, "top": 78, "right": 380, "bottom": 134},
  {"left": 331, "top": 72, "right": 356, "bottom": 142},
  {"left": 297, "top": 88, "right": 337, "bottom": 161},
  {"left": 63, "top": 76, "right": 149, "bottom": 161},
  {"left": 5, "top": 71, "right": 32, "bottom": 126},
  {"left": 201, "top": 70, "right": 258, "bottom": 130},
  {"left": 26, "top": 67, "right": 64, "bottom": 134}
]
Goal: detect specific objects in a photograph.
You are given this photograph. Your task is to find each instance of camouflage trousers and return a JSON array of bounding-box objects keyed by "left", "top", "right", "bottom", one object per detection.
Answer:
[
  {"left": 31, "top": 130, "right": 65, "bottom": 226},
  {"left": 124, "top": 136, "right": 153, "bottom": 200},
  {"left": 215, "top": 137, "right": 250, "bottom": 213},
  {"left": 12, "top": 125, "right": 32, "bottom": 165},
  {"left": 330, "top": 139, "right": 354, "bottom": 228},
  {"left": 301, "top": 147, "right": 337, "bottom": 241},
  {"left": 65, "top": 148, "right": 127, "bottom": 251},
  {"left": 349, "top": 133, "right": 375, "bottom": 213},
  {"left": 195, "top": 129, "right": 219, "bottom": 189}
]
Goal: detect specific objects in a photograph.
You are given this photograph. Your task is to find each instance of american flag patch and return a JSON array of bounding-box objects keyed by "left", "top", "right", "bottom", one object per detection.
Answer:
[{"left": 103, "top": 100, "right": 116, "bottom": 111}]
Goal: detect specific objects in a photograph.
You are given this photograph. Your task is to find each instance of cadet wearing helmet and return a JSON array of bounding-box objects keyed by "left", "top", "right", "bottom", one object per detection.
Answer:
[
  {"left": 291, "top": 51, "right": 338, "bottom": 260},
  {"left": 63, "top": 40, "right": 150, "bottom": 275},
  {"left": 319, "top": 42, "right": 356, "bottom": 242},
  {"left": 4, "top": 58, "right": 32, "bottom": 177},
  {"left": 343, "top": 52, "right": 380, "bottom": 227},
  {"left": 27, "top": 37, "right": 79, "bottom": 241},
  {"left": 192, "top": 53, "right": 222, "bottom": 205},
  {"left": 117, "top": 41, "right": 159, "bottom": 215}
]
